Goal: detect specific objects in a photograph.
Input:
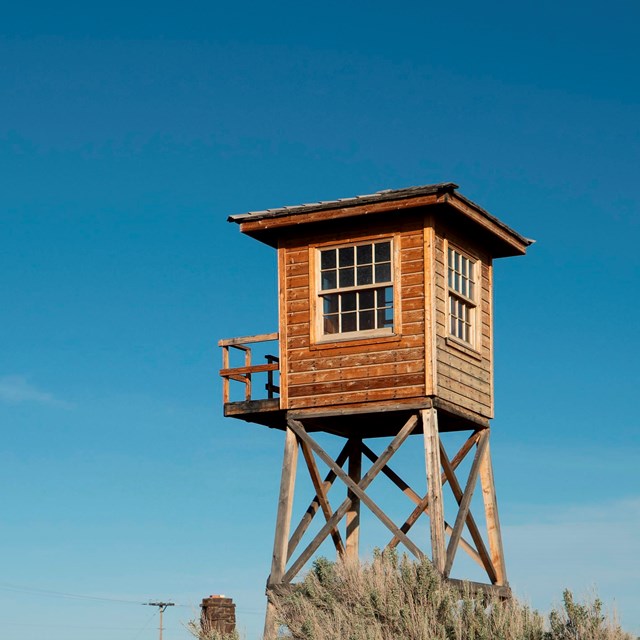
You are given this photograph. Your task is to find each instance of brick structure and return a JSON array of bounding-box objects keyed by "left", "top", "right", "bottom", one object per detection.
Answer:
[{"left": 201, "top": 595, "right": 236, "bottom": 635}]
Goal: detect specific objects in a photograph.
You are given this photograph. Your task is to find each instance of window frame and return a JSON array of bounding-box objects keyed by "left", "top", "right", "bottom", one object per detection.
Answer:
[
  {"left": 445, "top": 242, "right": 480, "bottom": 350},
  {"left": 312, "top": 236, "right": 398, "bottom": 344}
]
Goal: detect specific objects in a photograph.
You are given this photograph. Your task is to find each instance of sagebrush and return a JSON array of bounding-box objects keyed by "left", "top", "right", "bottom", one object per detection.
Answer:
[{"left": 270, "top": 550, "right": 632, "bottom": 640}]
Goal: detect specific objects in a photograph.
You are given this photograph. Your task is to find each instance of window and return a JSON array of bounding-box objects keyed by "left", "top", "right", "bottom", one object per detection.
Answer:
[
  {"left": 318, "top": 240, "right": 394, "bottom": 338},
  {"left": 447, "top": 246, "right": 477, "bottom": 345}
]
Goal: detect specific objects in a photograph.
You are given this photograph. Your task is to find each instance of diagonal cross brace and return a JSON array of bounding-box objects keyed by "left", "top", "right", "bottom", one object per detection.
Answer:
[
  {"left": 444, "top": 429, "right": 489, "bottom": 577},
  {"left": 282, "top": 414, "right": 420, "bottom": 584}
]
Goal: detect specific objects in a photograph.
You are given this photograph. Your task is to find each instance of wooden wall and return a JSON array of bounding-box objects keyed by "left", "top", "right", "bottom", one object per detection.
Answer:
[
  {"left": 280, "top": 218, "right": 427, "bottom": 410},
  {"left": 277, "top": 215, "right": 494, "bottom": 420},
  {"left": 433, "top": 225, "right": 494, "bottom": 418}
]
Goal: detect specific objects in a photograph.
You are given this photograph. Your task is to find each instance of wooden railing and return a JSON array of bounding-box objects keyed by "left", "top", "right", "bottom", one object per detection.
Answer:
[{"left": 219, "top": 332, "right": 280, "bottom": 404}]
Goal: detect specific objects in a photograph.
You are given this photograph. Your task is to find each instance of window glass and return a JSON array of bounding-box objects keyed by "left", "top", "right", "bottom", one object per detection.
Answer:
[{"left": 318, "top": 240, "right": 394, "bottom": 337}]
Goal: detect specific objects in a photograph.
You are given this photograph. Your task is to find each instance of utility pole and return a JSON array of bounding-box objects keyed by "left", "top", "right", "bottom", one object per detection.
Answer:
[{"left": 145, "top": 601, "right": 174, "bottom": 640}]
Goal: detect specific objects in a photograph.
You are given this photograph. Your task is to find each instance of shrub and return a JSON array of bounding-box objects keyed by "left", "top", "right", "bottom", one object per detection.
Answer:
[{"left": 270, "top": 550, "right": 632, "bottom": 640}]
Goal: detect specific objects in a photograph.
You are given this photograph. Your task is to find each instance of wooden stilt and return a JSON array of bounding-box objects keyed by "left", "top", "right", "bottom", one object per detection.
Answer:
[
  {"left": 346, "top": 438, "right": 362, "bottom": 561},
  {"left": 443, "top": 430, "right": 488, "bottom": 577},
  {"left": 479, "top": 432, "right": 508, "bottom": 585},
  {"left": 264, "top": 427, "right": 299, "bottom": 640},
  {"left": 422, "top": 408, "right": 446, "bottom": 574}
]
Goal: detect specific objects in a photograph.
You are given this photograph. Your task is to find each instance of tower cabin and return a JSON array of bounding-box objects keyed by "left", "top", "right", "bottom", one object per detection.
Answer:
[
  {"left": 219, "top": 182, "right": 531, "bottom": 637},
  {"left": 220, "top": 182, "right": 531, "bottom": 435}
]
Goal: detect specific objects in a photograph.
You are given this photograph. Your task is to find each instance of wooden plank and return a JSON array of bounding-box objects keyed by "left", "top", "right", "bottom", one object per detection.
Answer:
[
  {"left": 422, "top": 408, "right": 445, "bottom": 573},
  {"left": 424, "top": 222, "right": 437, "bottom": 396},
  {"left": 288, "top": 347, "right": 425, "bottom": 372},
  {"left": 278, "top": 244, "right": 289, "bottom": 409},
  {"left": 444, "top": 430, "right": 488, "bottom": 577},
  {"left": 299, "top": 438, "right": 346, "bottom": 558},
  {"left": 287, "top": 384, "right": 426, "bottom": 409},
  {"left": 360, "top": 443, "right": 483, "bottom": 568},
  {"left": 218, "top": 332, "right": 278, "bottom": 347},
  {"left": 219, "top": 363, "right": 279, "bottom": 377},
  {"left": 283, "top": 415, "right": 419, "bottom": 582},
  {"left": 287, "top": 442, "right": 350, "bottom": 561},
  {"left": 288, "top": 360, "right": 424, "bottom": 385},
  {"left": 288, "top": 418, "right": 424, "bottom": 561},
  {"left": 287, "top": 372, "right": 425, "bottom": 398},
  {"left": 390, "top": 430, "right": 480, "bottom": 546},
  {"left": 346, "top": 438, "right": 362, "bottom": 560},
  {"left": 268, "top": 427, "right": 299, "bottom": 587},
  {"left": 479, "top": 434, "right": 508, "bottom": 585},
  {"left": 239, "top": 193, "right": 440, "bottom": 233},
  {"left": 439, "top": 437, "right": 497, "bottom": 583}
]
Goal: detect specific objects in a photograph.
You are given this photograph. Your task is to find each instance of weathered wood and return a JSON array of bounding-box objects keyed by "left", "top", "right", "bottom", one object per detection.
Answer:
[
  {"left": 422, "top": 408, "right": 446, "bottom": 573},
  {"left": 479, "top": 434, "right": 508, "bottom": 585},
  {"left": 287, "top": 442, "right": 350, "bottom": 561},
  {"left": 444, "top": 430, "right": 488, "bottom": 577},
  {"left": 239, "top": 193, "right": 441, "bottom": 234},
  {"left": 439, "top": 438, "right": 497, "bottom": 583},
  {"left": 298, "top": 438, "right": 345, "bottom": 557},
  {"left": 287, "top": 384, "right": 427, "bottom": 409},
  {"left": 282, "top": 415, "right": 418, "bottom": 583},
  {"left": 288, "top": 419, "right": 424, "bottom": 561},
  {"left": 346, "top": 438, "right": 362, "bottom": 560},
  {"left": 447, "top": 578, "right": 512, "bottom": 600},
  {"left": 388, "top": 430, "right": 480, "bottom": 543},
  {"left": 268, "top": 427, "right": 299, "bottom": 587},
  {"left": 218, "top": 332, "right": 278, "bottom": 347},
  {"left": 360, "top": 443, "right": 483, "bottom": 568},
  {"left": 288, "top": 359, "right": 424, "bottom": 386},
  {"left": 219, "top": 362, "right": 279, "bottom": 377}
]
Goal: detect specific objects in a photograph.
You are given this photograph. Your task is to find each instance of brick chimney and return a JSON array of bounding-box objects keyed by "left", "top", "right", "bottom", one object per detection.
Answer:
[{"left": 201, "top": 595, "right": 236, "bottom": 635}]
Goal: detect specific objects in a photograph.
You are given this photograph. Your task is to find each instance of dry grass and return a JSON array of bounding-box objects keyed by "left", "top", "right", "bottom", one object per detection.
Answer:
[{"left": 270, "top": 550, "right": 633, "bottom": 640}]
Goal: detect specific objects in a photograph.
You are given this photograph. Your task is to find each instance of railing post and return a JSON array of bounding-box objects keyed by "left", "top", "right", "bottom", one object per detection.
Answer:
[
  {"left": 221, "top": 346, "right": 230, "bottom": 404},
  {"left": 244, "top": 346, "right": 252, "bottom": 401}
]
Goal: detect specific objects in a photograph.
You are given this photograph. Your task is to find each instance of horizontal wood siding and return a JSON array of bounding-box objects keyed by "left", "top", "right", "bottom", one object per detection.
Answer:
[
  {"left": 283, "top": 222, "right": 426, "bottom": 410},
  {"left": 434, "top": 230, "right": 493, "bottom": 418}
]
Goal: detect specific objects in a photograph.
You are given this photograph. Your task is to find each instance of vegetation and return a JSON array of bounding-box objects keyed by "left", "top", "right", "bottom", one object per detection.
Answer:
[
  {"left": 186, "top": 616, "right": 240, "bottom": 640},
  {"left": 269, "top": 550, "right": 632, "bottom": 640}
]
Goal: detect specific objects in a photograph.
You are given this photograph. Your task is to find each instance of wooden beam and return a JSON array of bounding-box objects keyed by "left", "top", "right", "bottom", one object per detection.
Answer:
[
  {"left": 219, "top": 332, "right": 278, "bottom": 347},
  {"left": 365, "top": 443, "right": 483, "bottom": 568},
  {"left": 264, "top": 426, "right": 298, "bottom": 640},
  {"left": 219, "top": 362, "right": 279, "bottom": 376},
  {"left": 267, "top": 427, "right": 299, "bottom": 586},
  {"left": 422, "top": 408, "right": 446, "bottom": 574},
  {"left": 288, "top": 419, "right": 423, "bottom": 561},
  {"left": 282, "top": 414, "right": 418, "bottom": 583},
  {"left": 346, "top": 438, "right": 362, "bottom": 561},
  {"left": 389, "top": 430, "right": 480, "bottom": 548},
  {"left": 439, "top": 436, "right": 497, "bottom": 583},
  {"left": 479, "top": 434, "right": 508, "bottom": 585},
  {"left": 444, "top": 430, "right": 488, "bottom": 577},
  {"left": 286, "top": 442, "right": 350, "bottom": 561},
  {"left": 298, "top": 438, "right": 346, "bottom": 558}
]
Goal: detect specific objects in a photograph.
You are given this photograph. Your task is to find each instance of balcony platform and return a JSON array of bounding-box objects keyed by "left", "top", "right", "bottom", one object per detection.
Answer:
[{"left": 223, "top": 396, "right": 490, "bottom": 437}]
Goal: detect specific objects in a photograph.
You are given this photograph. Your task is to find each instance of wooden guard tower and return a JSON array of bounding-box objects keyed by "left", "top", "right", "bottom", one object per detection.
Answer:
[{"left": 218, "top": 182, "right": 532, "bottom": 638}]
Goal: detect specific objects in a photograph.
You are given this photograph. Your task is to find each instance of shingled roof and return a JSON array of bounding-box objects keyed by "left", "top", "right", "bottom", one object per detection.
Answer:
[{"left": 228, "top": 182, "right": 533, "bottom": 256}]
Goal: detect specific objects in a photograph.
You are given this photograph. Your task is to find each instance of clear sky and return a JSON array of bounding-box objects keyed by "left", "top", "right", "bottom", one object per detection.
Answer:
[{"left": 1, "top": 1, "right": 639, "bottom": 638}]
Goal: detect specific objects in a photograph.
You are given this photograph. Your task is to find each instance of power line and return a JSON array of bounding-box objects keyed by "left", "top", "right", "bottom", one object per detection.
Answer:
[{"left": 0, "top": 581, "right": 190, "bottom": 607}]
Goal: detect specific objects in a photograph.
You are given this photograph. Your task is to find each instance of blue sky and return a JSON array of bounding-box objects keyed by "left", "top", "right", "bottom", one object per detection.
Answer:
[{"left": 1, "top": 1, "right": 639, "bottom": 638}]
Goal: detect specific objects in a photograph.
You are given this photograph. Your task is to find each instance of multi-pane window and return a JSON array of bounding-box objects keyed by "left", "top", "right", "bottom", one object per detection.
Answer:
[
  {"left": 447, "top": 246, "right": 476, "bottom": 345},
  {"left": 319, "top": 240, "right": 394, "bottom": 337}
]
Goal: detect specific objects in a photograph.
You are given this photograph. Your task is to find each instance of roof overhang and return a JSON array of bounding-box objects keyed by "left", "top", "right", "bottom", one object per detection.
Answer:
[{"left": 228, "top": 182, "right": 533, "bottom": 258}]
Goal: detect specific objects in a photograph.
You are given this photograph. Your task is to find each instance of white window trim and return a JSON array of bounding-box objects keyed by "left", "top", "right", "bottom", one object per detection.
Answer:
[
  {"left": 445, "top": 241, "right": 480, "bottom": 351},
  {"left": 313, "top": 237, "right": 396, "bottom": 344}
]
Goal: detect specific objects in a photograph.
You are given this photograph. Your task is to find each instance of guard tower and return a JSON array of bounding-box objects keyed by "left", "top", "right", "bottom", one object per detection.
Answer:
[{"left": 218, "top": 182, "right": 532, "bottom": 637}]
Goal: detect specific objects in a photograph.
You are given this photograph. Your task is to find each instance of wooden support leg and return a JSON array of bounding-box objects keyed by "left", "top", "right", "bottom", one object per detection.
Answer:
[
  {"left": 479, "top": 432, "right": 508, "bottom": 585},
  {"left": 422, "top": 408, "right": 446, "bottom": 574},
  {"left": 346, "top": 438, "right": 362, "bottom": 561},
  {"left": 264, "top": 427, "right": 299, "bottom": 640}
]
